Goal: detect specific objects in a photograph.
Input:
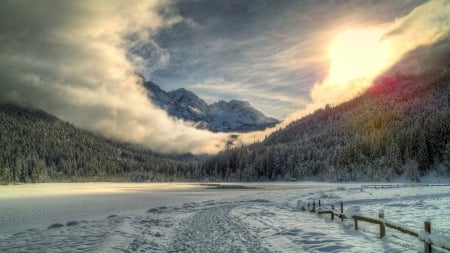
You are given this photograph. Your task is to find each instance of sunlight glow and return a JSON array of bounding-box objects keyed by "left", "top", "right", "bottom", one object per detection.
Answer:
[{"left": 327, "top": 28, "right": 391, "bottom": 84}]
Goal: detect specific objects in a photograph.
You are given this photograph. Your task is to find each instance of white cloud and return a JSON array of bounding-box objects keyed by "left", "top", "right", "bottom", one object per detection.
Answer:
[
  {"left": 0, "top": 0, "right": 230, "bottom": 154},
  {"left": 234, "top": 0, "right": 450, "bottom": 146},
  {"left": 1, "top": 0, "right": 447, "bottom": 155}
]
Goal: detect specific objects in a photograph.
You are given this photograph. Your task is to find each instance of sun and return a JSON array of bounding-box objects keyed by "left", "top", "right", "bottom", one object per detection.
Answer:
[{"left": 327, "top": 28, "right": 391, "bottom": 84}]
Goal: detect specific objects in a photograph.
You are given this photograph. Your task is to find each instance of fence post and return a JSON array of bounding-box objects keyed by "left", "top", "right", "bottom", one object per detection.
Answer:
[
  {"left": 340, "top": 202, "right": 344, "bottom": 221},
  {"left": 312, "top": 201, "right": 316, "bottom": 212},
  {"left": 354, "top": 218, "right": 358, "bottom": 230},
  {"left": 378, "top": 209, "right": 385, "bottom": 238},
  {"left": 331, "top": 205, "right": 334, "bottom": 220},
  {"left": 380, "top": 223, "right": 385, "bottom": 238},
  {"left": 319, "top": 199, "right": 321, "bottom": 209},
  {"left": 424, "top": 221, "right": 431, "bottom": 253},
  {"left": 308, "top": 202, "right": 310, "bottom": 212}
]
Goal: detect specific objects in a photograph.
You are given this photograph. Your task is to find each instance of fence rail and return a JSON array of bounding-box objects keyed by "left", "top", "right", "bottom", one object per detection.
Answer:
[
  {"left": 361, "top": 183, "right": 450, "bottom": 189},
  {"left": 300, "top": 200, "right": 449, "bottom": 253}
]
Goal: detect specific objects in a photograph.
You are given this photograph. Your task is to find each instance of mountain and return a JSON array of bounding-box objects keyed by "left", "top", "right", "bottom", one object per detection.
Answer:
[
  {"left": 200, "top": 45, "right": 450, "bottom": 182},
  {"left": 2, "top": 45, "right": 448, "bottom": 184},
  {"left": 144, "top": 81, "right": 279, "bottom": 132},
  {"left": 0, "top": 104, "right": 201, "bottom": 184}
]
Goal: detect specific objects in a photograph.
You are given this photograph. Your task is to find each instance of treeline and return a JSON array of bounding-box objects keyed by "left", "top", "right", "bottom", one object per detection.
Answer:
[
  {"left": 0, "top": 104, "right": 200, "bottom": 184},
  {"left": 200, "top": 70, "right": 450, "bottom": 182},
  {"left": 1, "top": 56, "right": 449, "bottom": 184},
  {"left": 1, "top": 69, "right": 448, "bottom": 184}
]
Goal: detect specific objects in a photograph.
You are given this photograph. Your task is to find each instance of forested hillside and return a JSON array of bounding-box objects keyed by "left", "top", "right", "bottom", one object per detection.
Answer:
[
  {"left": 0, "top": 104, "right": 199, "bottom": 184},
  {"left": 1, "top": 66, "right": 448, "bottom": 184},
  {"left": 201, "top": 63, "right": 450, "bottom": 181},
  {"left": 2, "top": 43, "right": 449, "bottom": 184}
]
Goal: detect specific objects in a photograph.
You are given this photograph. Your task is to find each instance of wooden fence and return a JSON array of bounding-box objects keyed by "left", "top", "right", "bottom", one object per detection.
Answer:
[{"left": 300, "top": 200, "right": 449, "bottom": 253}]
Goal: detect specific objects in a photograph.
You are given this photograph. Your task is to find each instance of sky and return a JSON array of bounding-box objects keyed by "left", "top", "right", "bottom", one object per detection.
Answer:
[
  {"left": 145, "top": 0, "right": 427, "bottom": 118},
  {"left": 0, "top": 0, "right": 449, "bottom": 154}
]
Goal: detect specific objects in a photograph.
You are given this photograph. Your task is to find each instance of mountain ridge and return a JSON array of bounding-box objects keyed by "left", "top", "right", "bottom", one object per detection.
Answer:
[
  {"left": 144, "top": 81, "right": 279, "bottom": 132},
  {"left": 1, "top": 43, "right": 449, "bottom": 184}
]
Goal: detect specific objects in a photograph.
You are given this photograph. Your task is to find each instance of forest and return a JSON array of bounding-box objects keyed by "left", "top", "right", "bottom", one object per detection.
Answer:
[
  {"left": 1, "top": 58, "right": 449, "bottom": 184},
  {"left": 0, "top": 104, "right": 201, "bottom": 184},
  {"left": 201, "top": 69, "right": 450, "bottom": 182}
]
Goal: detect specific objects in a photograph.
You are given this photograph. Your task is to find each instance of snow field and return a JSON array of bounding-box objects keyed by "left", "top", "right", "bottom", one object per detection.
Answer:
[
  {"left": 280, "top": 184, "right": 450, "bottom": 252},
  {"left": 1, "top": 183, "right": 449, "bottom": 252}
]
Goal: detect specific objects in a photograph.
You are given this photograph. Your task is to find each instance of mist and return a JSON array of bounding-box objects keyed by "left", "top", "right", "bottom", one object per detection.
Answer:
[
  {"left": 0, "top": 0, "right": 448, "bottom": 154},
  {"left": 0, "top": 0, "right": 231, "bottom": 154},
  {"left": 236, "top": 0, "right": 450, "bottom": 145}
]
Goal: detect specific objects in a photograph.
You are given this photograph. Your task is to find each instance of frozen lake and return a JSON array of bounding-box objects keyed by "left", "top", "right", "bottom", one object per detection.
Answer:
[
  {"left": 1, "top": 182, "right": 449, "bottom": 252},
  {"left": 0, "top": 182, "right": 329, "bottom": 236}
]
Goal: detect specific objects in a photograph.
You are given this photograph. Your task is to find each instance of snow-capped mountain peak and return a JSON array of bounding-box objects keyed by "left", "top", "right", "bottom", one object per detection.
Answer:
[
  {"left": 167, "top": 88, "right": 209, "bottom": 112},
  {"left": 143, "top": 81, "right": 279, "bottom": 132}
]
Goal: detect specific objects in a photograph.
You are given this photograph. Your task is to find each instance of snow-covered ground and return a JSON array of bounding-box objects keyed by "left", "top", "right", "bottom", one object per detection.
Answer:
[{"left": 0, "top": 182, "right": 449, "bottom": 252}]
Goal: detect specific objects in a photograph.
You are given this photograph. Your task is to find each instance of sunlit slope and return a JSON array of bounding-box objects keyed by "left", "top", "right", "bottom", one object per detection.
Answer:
[{"left": 201, "top": 44, "right": 450, "bottom": 181}]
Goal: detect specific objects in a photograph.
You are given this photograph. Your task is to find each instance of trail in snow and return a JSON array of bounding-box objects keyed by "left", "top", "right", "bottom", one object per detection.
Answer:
[
  {"left": 0, "top": 197, "right": 418, "bottom": 253},
  {"left": 1, "top": 183, "right": 449, "bottom": 252},
  {"left": 0, "top": 200, "right": 270, "bottom": 253},
  {"left": 168, "top": 203, "right": 270, "bottom": 253}
]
